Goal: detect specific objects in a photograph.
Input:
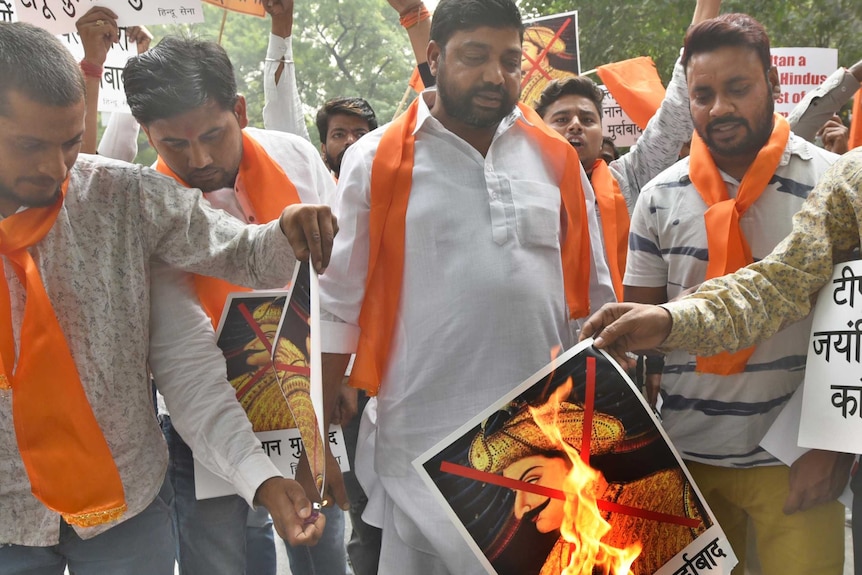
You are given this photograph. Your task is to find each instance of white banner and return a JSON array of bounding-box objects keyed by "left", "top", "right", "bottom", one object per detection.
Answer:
[
  {"left": 601, "top": 86, "right": 642, "bottom": 148},
  {"left": 771, "top": 47, "right": 838, "bottom": 118},
  {"left": 13, "top": 0, "right": 203, "bottom": 35},
  {"left": 799, "top": 260, "right": 862, "bottom": 453}
]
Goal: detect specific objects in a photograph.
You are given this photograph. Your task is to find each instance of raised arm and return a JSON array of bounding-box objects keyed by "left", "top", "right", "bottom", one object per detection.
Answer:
[
  {"left": 388, "top": 0, "right": 434, "bottom": 87},
  {"left": 262, "top": 0, "right": 310, "bottom": 139},
  {"left": 76, "top": 6, "right": 119, "bottom": 154},
  {"left": 609, "top": 0, "right": 721, "bottom": 211}
]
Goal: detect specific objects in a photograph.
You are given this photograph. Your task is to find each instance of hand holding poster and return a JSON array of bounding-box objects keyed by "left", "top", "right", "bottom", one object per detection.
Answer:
[
  {"left": 194, "top": 262, "right": 347, "bottom": 499},
  {"left": 414, "top": 340, "right": 736, "bottom": 575}
]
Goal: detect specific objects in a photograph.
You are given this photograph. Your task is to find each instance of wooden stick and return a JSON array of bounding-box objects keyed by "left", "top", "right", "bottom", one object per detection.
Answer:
[{"left": 217, "top": 10, "right": 228, "bottom": 45}]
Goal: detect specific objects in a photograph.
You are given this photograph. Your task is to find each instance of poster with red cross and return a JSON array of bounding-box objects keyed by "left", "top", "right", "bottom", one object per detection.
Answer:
[
  {"left": 414, "top": 339, "right": 736, "bottom": 575},
  {"left": 520, "top": 11, "right": 580, "bottom": 107}
]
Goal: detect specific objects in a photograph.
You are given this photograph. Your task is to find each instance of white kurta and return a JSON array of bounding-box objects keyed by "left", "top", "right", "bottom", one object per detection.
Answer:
[{"left": 320, "top": 92, "right": 615, "bottom": 573}]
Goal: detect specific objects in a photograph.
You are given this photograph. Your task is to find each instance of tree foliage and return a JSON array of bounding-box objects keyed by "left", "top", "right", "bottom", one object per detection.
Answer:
[
  {"left": 148, "top": 1, "right": 415, "bottom": 140},
  {"left": 521, "top": 0, "right": 862, "bottom": 85},
  {"left": 135, "top": 0, "right": 862, "bottom": 161}
]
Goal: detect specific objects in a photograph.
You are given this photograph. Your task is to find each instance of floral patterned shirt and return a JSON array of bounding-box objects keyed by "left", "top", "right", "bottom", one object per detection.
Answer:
[{"left": 662, "top": 148, "right": 862, "bottom": 354}]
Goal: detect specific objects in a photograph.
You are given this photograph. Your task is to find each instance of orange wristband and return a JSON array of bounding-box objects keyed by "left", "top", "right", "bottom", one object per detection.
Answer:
[{"left": 399, "top": 3, "right": 430, "bottom": 29}]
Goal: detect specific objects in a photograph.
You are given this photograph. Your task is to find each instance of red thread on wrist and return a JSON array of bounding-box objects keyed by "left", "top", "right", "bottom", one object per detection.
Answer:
[
  {"left": 79, "top": 59, "right": 103, "bottom": 80},
  {"left": 399, "top": 3, "right": 430, "bottom": 29}
]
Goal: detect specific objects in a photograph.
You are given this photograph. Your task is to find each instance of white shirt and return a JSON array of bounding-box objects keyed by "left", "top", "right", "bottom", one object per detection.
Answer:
[
  {"left": 151, "top": 126, "right": 333, "bottom": 495},
  {"left": 318, "top": 92, "right": 615, "bottom": 570},
  {"left": 0, "top": 154, "right": 296, "bottom": 546},
  {"left": 624, "top": 134, "right": 837, "bottom": 466},
  {"left": 263, "top": 34, "right": 310, "bottom": 141}
]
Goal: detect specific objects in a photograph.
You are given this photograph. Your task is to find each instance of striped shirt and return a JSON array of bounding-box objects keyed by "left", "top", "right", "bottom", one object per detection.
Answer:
[{"left": 624, "top": 133, "right": 837, "bottom": 467}]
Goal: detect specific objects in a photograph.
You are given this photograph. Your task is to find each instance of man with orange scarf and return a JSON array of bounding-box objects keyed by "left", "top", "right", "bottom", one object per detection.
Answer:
[
  {"left": 315, "top": 0, "right": 615, "bottom": 572},
  {"left": 121, "top": 34, "right": 348, "bottom": 575},
  {"left": 532, "top": 0, "right": 722, "bottom": 299},
  {"left": 0, "top": 22, "right": 334, "bottom": 575},
  {"left": 623, "top": 14, "right": 848, "bottom": 575}
]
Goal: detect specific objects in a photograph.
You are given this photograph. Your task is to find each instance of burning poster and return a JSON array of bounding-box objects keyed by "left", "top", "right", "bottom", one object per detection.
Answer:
[
  {"left": 414, "top": 340, "right": 736, "bottom": 575},
  {"left": 520, "top": 11, "right": 580, "bottom": 108},
  {"left": 194, "top": 262, "right": 347, "bottom": 499}
]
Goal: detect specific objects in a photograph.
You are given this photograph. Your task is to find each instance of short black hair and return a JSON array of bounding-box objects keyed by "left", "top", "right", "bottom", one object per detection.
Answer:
[
  {"left": 315, "top": 97, "right": 378, "bottom": 143},
  {"left": 0, "top": 22, "right": 85, "bottom": 116},
  {"left": 682, "top": 13, "right": 772, "bottom": 75},
  {"left": 124, "top": 36, "right": 238, "bottom": 125},
  {"left": 430, "top": 0, "right": 523, "bottom": 50},
  {"left": 602, "top": 137, "right": 620, "bottom": 160},
  {"left": 534, "top": 76, "right": 604, "bottom": 120}
]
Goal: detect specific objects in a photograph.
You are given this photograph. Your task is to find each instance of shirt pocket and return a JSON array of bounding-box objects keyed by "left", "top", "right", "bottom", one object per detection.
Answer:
[{"left": 509, "top": 180, "right": 561, "bottom": 248}]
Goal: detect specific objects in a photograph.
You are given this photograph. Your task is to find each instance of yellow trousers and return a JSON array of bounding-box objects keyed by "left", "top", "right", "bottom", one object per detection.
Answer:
[{"left": 686, "top": 462, "right": 845, "bottom": 575}]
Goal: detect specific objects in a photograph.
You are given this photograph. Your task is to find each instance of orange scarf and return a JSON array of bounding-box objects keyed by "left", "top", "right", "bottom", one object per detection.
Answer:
[
  {"left": 689, "top": 113, "right": 790, "bottom": 375},
  {"left": 156, "top": 131, "right": 301, "bottom": 326},
  {"left": 349, "top": 99, "right": 592, "bottom": 396},
  {"left": 0, "top": 179, "right": 126, "bottom": 527},
  {"left": 589, "top": 159, "right": 630, "bottom": 300}
]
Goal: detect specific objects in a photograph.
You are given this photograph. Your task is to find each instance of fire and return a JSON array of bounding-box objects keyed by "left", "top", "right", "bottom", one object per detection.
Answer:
[{"left": 529, "top": 377, "right": 641, "bottom": 574}]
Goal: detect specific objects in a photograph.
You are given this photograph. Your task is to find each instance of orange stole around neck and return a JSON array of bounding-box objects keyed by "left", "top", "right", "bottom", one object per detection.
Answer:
[
  {"left": 589, "top": 159, "right": 630, "bottom": 300},
  {"left": 155, "top": 130, "right": 301, "bottom": 327},
  {"left": 0, "top": 178, "right": 126, "bottom": 527},
  {"left": 689, "top": 113, "right": 790, "bottom": 375}
]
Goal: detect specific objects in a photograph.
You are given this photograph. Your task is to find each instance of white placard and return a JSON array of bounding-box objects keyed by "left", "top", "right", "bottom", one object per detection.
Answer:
[
  {"left": 601, "top": 86, "right": 642, "bottom": 148},
  {"left": 799, "top": 260, "right": 862, "bottom": 453},
  {"left": 194, "top": 426, "right": 350, "bottom": 499},
  {"left": 13, "top": 0, "right": 203, "bottom": 35},
  {"left": 0, "top": 0, "right": 15, "bottom": 22},
  {"left": 771, "top": 47, "right": 838, "bottom": 118}
]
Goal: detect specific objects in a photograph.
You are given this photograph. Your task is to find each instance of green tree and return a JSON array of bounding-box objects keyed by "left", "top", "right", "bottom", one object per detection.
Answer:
[
  {"left": 292, "top": 0, "right": 417, "bottom": 131},
  {"left": 521, "top": 0, "right": 862, "bottom": 84},
  {"left": 145, "top": 1, "right": 416, "bottom": 139}
]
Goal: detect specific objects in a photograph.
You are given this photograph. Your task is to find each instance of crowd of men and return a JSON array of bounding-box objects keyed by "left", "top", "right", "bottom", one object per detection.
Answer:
[{"left": 1, "top": 0, "right": 862, "bottom": 574}]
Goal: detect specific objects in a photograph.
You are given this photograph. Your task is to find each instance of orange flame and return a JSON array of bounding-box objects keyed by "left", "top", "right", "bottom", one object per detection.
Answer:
[{"left": 528, "top": 375, "right": 641, "bottom": 574}]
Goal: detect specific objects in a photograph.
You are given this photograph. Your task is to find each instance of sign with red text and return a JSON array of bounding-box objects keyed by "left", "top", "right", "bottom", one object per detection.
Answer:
[
  {"left": 771, "top": 47, "right": 838, "bottom": 118},
  {"left": 799, "top": 260, "right": 862, "bottom": 454},
  {"left": 13, "top": 0, "right": 203, "bottom": 35}
]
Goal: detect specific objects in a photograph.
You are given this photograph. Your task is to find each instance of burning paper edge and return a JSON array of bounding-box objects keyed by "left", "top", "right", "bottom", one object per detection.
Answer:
[{"left": 411, "top": 338, "right": 738, "bottom": 575}]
